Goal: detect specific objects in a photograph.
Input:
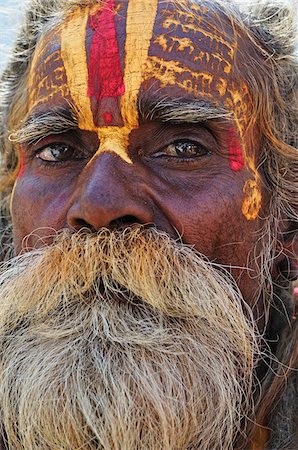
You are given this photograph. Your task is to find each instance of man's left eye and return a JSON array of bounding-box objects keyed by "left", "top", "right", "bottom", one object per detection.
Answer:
[
  {"left": 152, "top": 140, "right": 210, "bottom": 158},
  {"left": 36, "top": 143, "right": 84, "bottom": 162}
]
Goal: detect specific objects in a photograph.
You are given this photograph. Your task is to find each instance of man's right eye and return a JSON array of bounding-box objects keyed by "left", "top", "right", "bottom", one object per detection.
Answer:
[{"left": 36, "top": 143, "right": 85, "bottom": 162}]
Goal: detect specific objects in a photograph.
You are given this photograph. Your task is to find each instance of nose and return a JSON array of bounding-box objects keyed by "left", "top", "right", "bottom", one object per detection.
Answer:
[{"left": 67, "top": 154, "right": 154, "bottom": 231}]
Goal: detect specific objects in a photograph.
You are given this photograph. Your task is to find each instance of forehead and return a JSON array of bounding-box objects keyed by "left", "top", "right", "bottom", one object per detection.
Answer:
[{"left": 28, "top": 0, "right": 250, "bottom": 130}]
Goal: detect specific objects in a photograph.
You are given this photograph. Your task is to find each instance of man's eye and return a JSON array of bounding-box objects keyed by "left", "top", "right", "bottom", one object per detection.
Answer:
[
  {"left": 36, "top": 143, "right": 83, "bottom": 162},
  {"left": 152, "top": 140, "right": 210, "bottom": 158}
]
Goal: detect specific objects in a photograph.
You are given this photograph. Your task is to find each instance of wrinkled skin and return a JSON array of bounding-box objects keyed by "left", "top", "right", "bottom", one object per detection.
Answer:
[{"left": 11, "top": 0, "right": 273, "bottom": 318}]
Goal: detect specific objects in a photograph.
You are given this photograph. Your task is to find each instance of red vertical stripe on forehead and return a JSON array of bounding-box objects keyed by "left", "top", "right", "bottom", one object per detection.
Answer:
[
  {"left": 88, "top": 0, "right": 125, "bottom": 101},
  {"left": 227, "top": 129, "right": 244, "bottom": 172}
]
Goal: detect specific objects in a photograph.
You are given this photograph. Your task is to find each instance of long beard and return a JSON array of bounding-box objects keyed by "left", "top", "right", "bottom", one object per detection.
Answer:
[{"left": 0, "top": 228, "right": 259, "bottom": 450}]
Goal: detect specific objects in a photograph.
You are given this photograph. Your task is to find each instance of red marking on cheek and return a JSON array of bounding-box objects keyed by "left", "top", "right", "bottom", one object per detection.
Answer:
[
  {"left": 103, "top": 112, "right": 113, "bottom": 124},
  {"left": 227, "top": 129, "right": 244, "bottom": 172},
  {"left": 17, "top": 152, "right": 25, "bottom": 178},
  {"left": 88, "top": 0, "right": 125, "bottom": 101}
]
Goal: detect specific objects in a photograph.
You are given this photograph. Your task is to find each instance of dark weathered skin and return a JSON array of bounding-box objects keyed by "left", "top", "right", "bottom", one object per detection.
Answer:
[{"left": 11, "top": 0, "right": 272, "bottom": 320}]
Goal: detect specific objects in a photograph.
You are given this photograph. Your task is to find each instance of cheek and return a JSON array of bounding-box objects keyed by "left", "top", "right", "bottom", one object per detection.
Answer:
[
  {"left": 151, "top": 174, "right": 246, "bottom": 256},
  {"left": 11, "top": 175, "right": 73, "bottom": 251},
  {"left": 151, "top": 168, "right": 260, "bottom": 266},
  {"left": 184, "top": 192, "right": 247, "bottom": 256},
  {"left": 163, "top": 185, "right": 263, "bottom": 308}
]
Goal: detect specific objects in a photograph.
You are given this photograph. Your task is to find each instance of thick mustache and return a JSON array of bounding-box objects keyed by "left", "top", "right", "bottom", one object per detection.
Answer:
[{"left": 0, "top": 226, "right": 248, "bottom": 319}]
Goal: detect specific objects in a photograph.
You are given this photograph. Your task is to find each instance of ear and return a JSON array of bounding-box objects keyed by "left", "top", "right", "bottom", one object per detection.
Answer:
[{"left": 271, "top": 221, "right": 298, "bottom": 281}]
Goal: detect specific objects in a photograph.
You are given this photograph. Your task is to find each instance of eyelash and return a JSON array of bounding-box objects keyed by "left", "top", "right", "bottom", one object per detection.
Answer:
[
  {"left": 152, "top": 139, "right": 211, "bottom": 158},
  {"left": 34, "top": 143, "right": 87, "bottom": 168},
  {"left": 32, "top": 137, "right": 212, "bottom": 171}
]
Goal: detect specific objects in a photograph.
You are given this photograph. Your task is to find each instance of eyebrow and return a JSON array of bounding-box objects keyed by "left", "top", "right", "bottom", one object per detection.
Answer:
[
  {"left": 9, "top": 107, "right": 79, "bottom": 145},
  {"left": 138, "top": 96, "right": 232, "bottom": 124},
  {"left": 10, "top": 97, "right": 231, "bottom": 146}
]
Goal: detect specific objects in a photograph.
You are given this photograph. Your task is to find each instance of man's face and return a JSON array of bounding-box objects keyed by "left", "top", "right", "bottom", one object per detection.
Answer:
[
  {"left": 2, "top": 3, "right": 274, "bottom": 447},
  {"left": 11, "top": 0, "right": 266, "bottom": 309}
]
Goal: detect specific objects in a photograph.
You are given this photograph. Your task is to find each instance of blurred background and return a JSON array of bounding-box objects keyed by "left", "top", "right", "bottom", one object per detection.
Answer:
[
  {"left": 0, "top": 0, "right": 297, "bottom": 73},
  {"left": 0, "top": 0, "right": 27, "bottom": 72}
]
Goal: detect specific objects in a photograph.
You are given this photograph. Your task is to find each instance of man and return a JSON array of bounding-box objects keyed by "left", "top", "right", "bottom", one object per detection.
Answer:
[{"left": 0, "top": 0, "right": 296, "bottom": 448}]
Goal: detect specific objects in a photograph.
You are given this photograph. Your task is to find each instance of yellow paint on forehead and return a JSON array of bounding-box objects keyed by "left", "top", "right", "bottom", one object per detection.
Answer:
[
  {"left": 60, "top": 4, "right": 132, "bottom": 163},
  {"left": 150, "top": 1, "right": 262, "bottom": 223},
  {"left": 95, "top": 127, "right": 132, "bottom": 165},
  {"left": 27, "top": 1, "right": 261, "bottom": 220},
  {"left": 162, "top": 11, "right": 236, "bottom": 59},
  {"left": 59, "top": 0, "right": 158, "bottom": 164},
  {"left": 120, "top": 0, "right": 159, "bottom": 128},
  {"left": 144, "top": 56, "right": 226, "bottom": 98},
  {"left": 28, "top": 36, "right": 48, "bottom": 107},
  {"left": 28, "top": 28, "right": 70, "bottom": 111},
  {"left": 61, "top": 5, "right": 97, "bottom": 132},
  {"left": 143, "top": 4, "right": 236, "bottom": 100}
]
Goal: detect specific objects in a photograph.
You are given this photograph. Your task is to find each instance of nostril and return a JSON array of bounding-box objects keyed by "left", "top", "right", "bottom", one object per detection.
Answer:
[
  {"left": 70, "top": 218, "right": 97, "bottom": 233},
  {"left": 109, "top": 215, "right": 141, "bottom": 230}
]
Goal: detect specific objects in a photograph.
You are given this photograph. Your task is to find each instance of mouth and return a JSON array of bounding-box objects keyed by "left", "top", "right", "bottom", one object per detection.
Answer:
[{"left": 87, "top": 280, "right": 145, "bottom": 309}]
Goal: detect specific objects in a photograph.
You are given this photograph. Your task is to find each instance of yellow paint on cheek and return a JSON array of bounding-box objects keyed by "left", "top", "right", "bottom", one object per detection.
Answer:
[
  {"left": 242, "top": 179, "right": 262, "bottom": 221},
  {"left": 226, "top": 84, "right": 262, "bottom": 221},
  {"left": 9, "top": 147, "right": 24, "bottom": 216},
  {"left": 9, "top": 181, "right": 18, "bottom": 217},
  {"left": 121, "top": 0, "right": 159, "bottom": 128},
  {"left": 61, "top": 6, "right": 98, "bottom": 132}
]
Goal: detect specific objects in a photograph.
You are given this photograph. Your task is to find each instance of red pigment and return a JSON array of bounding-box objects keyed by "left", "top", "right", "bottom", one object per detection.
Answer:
[
  {"left": 103, "top": 112, "right": 113, "bottom": 124},
  {"left": 17, "top": 152, "right": 25, "bottom": 178},
  {"left": 227, "top": 129, "right": 244, "bottom": 172},
  {"left": 88, "top": 0, "right": 125, "bottom": 101}
]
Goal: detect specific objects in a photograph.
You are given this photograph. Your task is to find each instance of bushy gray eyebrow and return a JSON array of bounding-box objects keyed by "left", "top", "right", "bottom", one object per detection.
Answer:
[
  {"left": 9, "top": 108, "right": 78, "bottom": 145},
  {"left": 10, "top": 97, "right": 231, "bottom": 146},
  {"left": 138, "top": 97, "right": 232, "bottom": 124}
]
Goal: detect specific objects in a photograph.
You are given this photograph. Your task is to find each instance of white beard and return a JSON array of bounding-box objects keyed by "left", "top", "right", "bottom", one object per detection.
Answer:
[{"left": 0, "top": 228, "right": 258, "bottom": 449}]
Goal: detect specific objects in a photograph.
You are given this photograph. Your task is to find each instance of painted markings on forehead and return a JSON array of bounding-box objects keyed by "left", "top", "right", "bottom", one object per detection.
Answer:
[
  {"left": 29, "top": 32, "right": 70, "bottom": 111},
  {"left": 60, "top": 4, "right": 130, "bottom": 162},
  {"left": 92, "top": 0, "right": 158, "bottom": 164},
  {"left": 153, "top": 34, "right": 231, "bottom": 75},
  {"left": 146, "top": 5, "right": 236, "bottom": 101},
  {"left": 162, "top": 9, "right": 236, "bottom": 59},
  {"left": 87, "top": 126, "right": 132, "bottom": 166},
  {"left": 61, "top": 0, "right": 158, "bottom": 163},
  {"left": 143, "top": 57, "right": 227, "bottom": 99},
  {"left": 120, "top": 0, "right": 158, "bottom": 128},
  {"left": 61, "top": 5, "right": 97, "bottom": 131},
  {"left": 88, "top": 0, "right": 125, "bottom": 103}
]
